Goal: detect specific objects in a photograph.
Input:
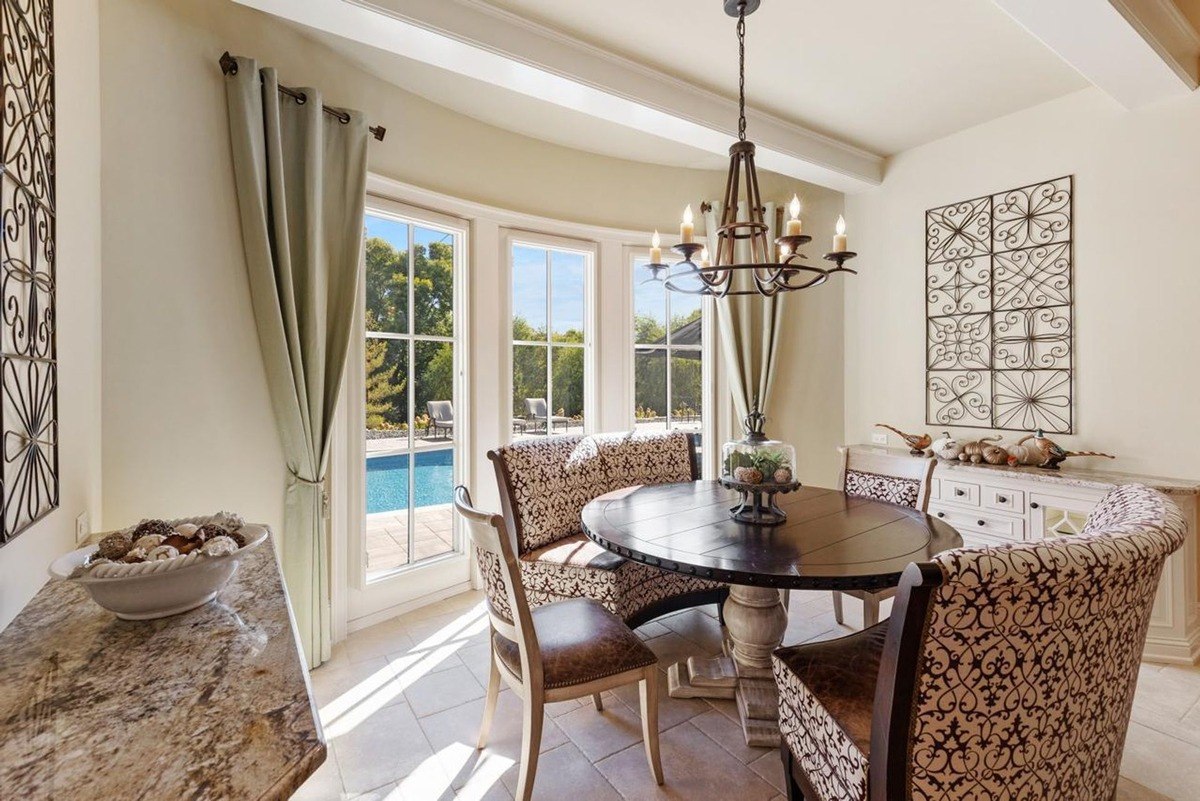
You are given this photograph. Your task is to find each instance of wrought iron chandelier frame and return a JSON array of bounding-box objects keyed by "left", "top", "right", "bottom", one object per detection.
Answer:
[{"left": 646, "top": 0, "right": 858, "bottom": 298}]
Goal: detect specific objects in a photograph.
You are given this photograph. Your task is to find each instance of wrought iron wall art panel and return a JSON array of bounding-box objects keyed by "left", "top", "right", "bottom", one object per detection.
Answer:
[
  {"left": 0, "top": 0, "right": 56, "bottom": 547},
  {"left": 925, "top": 176, "right": 1073, "bottom": 434}
]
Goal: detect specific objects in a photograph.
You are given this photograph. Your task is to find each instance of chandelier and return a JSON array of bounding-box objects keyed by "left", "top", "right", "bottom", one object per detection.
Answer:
[{"left": 646, "top": 0, "right": 858, "bottom": 298}]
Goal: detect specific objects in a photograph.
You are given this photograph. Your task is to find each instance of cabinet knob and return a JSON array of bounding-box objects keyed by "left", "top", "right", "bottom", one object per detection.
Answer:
[
  {"left": 954, "top": 489, "right": 964, "bottom": 496},
  {"left": 1030, "top": 502, "right": 1040, "bottom": 509},
  {"left": 936, "top": 512, "right": 945, "bottom": 518},
  {"left": 997, "top": 495, "right": 1008, "bottom": 503},
  {"left": 977, "top": 520, "right": 986, "bottom": 526}
]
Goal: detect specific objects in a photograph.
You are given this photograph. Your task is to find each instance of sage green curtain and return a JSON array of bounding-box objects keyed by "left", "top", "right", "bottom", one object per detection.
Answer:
[
  {"left": 224, "top": 57, "right": 368, "bottom": 669},
  {"left": 704, "top": 201, "right": 785, "bottom": 424}
]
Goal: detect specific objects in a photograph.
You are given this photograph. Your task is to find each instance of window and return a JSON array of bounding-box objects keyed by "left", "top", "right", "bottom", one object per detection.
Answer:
[
  {"left": 510, "top": 241, "right": 590, "bottom": 439},
  {"left": 632, "top": 256, "right": 704, "bottom": 435},
  {"left": 362, "top": 211, "right": 463, "bottom": 579}
]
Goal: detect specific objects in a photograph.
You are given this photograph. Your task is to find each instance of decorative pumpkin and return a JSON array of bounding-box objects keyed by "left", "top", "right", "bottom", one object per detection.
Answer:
[{"left": 955, "top": 436, "right": 1001, "bottom": 464}]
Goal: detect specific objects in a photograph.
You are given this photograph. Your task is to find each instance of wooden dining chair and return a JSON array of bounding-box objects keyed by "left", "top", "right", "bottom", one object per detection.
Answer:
[
  {"left": 833, "top": 447, "right": 935, "bottom": 628},
  {"left": 772, "top": 483, "right": 1186, "bottom": 801},
  {"left": 454, "top": 486, "right": 664, "bottom": 801}
]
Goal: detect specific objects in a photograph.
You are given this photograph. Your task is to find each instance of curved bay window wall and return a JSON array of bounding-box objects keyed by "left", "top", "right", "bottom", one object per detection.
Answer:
[
  {"left": 510, "top": 241, "right": 591, "bottom": 439},
  {"left": 362, "top": 211, "right": 463, "bottom": 579}
]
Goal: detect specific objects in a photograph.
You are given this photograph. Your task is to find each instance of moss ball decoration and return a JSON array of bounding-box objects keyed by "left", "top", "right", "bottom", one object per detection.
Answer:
[
  {"left": 96, "top": 533, "right": 134, "bottom": 561},
  {"left": 773, "top": 468, "right": 793, "bottom": 484},
  {"left": 225, "top": 529, "right": 246, "bottom": 549},
  {"left": 133, "top": 519, "right": 174, "bottom": 540}
]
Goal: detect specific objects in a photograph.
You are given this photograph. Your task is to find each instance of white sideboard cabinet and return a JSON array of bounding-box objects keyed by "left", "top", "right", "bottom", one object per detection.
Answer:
[{"left": 847, "top": 446, "right": 1200, "bottom": 665}]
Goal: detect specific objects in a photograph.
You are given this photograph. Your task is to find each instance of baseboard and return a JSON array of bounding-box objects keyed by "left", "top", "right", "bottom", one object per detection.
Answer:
[
  {"left": 1142, "top": 626, "right": 1200, "bottom": 666},
  {"left": 346, "top": 581, "right": 474, "bottom": 634}
]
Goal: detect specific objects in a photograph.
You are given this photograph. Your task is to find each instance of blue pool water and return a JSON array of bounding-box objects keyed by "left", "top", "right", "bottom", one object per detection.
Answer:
[{"left": 367, "top": 448, "right": 455, "bottom": 514}]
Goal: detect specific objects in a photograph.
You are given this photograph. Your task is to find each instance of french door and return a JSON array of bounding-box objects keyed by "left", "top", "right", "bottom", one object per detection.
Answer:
[{"left": 343, "top": 199, "right": 469, "bottom": 625}]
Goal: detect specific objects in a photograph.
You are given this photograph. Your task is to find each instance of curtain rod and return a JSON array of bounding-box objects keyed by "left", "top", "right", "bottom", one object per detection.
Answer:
[{"left": 219, "top": 52, "right": 386, "bottom": 142}]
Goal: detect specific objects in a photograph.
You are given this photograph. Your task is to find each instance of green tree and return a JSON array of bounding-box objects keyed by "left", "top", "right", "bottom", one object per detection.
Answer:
[{"left": 365, "top": 338, "right": 404, "bottom": 429}]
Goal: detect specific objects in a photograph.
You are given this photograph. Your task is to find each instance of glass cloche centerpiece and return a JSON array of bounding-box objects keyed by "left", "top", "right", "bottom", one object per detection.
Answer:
[{"left": 720, "top": 409, "right": 800, "bottom": 525}]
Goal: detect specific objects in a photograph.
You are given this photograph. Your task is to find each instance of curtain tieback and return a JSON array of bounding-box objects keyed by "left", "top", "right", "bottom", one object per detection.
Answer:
[{"left": 289, "top": 468, "right": 330, "bottom": 516}]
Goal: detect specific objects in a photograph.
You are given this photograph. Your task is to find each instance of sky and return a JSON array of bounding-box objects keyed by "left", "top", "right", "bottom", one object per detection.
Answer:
[{"left": 365, "top": 215, "right": 698, "bottom": 336}]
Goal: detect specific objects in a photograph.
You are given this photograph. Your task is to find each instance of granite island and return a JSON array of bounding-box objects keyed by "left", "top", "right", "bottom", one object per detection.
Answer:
[{"left": 0, "top": 530, "right": 324, "bottom": 800}]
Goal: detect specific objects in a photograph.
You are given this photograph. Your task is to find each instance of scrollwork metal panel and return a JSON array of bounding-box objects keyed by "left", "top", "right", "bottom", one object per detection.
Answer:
[
  {"left": 0, "top": 0, "right": 55, "bottom": 547},
  {"left": 925, "top": 177, "right": 1073, "bottom": 434}
]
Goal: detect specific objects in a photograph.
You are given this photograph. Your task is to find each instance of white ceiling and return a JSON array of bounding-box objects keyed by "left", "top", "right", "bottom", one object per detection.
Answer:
[
  {"left": 472, "top": 0, "right": 1088, "bottom": 155},
  {"left": 280, "top": 0, "right": 1090, "bottom": 171},
  {"left": 295, "top": 25, "right": 732, "bottom": 169}
]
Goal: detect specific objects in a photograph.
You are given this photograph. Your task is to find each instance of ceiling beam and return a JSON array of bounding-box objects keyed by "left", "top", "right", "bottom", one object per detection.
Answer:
[
  {"left": 991, "top": 0, "right": 1199, "bottom": 108},
  {"left": 231, "top": 0, "right": 883, "bottom": 192}
]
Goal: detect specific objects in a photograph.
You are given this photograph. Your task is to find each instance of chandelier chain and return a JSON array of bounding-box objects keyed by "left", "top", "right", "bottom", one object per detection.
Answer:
[{"left": 737, "top": 2, "right": 746, "bottom": 141}]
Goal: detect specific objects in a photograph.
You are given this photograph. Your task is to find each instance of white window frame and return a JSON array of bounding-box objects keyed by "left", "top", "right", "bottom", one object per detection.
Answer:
[
  {"left": 503, "top": 230, "right": 598, "bottom": 442},
  {"left": 626, "top": 246, "right": 718, "bottom": 477},
  {"left": 336, "top": 196, "right": 471, "bottom": 626}
]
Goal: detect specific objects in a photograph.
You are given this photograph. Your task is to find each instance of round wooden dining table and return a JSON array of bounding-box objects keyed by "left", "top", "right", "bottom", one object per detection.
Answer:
[{"left": 581, "top": 479, "right": 962, "bottom": 747}]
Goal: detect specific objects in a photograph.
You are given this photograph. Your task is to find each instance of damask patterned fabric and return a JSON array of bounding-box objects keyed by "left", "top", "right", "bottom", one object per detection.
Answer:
[
  {"left": 843, "top": 468, "right": 921, "bottom": 508},
  {"left": 475, "top": 547, "right": 513, "bottom": 623},
  {"left": 908, "top": 484, "right": 1186, "bottom": 800},
  {"left": 489, "top": 431, "right": 721, "bottom": 624},
  {"left": 491, "top": 431, "right": 695, "bottom": 553},
  {"left": 770, "top": 484, "right": 1185, "bottom": 801},
  {"left": 520, "top": 535, "right": 721, "bottom": 621}
]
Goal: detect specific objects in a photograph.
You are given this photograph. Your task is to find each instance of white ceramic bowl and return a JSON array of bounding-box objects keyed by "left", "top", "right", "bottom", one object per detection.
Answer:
[{"left": 48, "top": 525, "right": 268, "bottom": 620}]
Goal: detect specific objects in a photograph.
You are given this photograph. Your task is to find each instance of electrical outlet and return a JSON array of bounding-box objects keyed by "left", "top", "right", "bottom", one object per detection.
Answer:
[
  {"left": 871, "top": 432, "right": 888, "bottom": 445},
  {"left": 75, "top": 512, "right": 90, "bottom": 544}
]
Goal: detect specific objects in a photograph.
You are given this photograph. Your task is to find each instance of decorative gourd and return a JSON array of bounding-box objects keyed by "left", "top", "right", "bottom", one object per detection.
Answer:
[{"left": 956, "top": 435, "right": 1001, "bottom": 464}]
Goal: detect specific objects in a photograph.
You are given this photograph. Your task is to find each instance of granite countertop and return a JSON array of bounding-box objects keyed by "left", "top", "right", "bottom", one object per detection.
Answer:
[
  {"left": 849, "top": 444, "right": 1200, "bottom": 496},
  {"left": 0, "top": 530, "right": 325, "bottom": 800}
]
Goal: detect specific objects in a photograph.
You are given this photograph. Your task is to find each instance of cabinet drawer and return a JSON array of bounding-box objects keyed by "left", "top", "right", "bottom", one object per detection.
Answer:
[
  {"left": 931, "top": 505, "right": 1025, "bottom": 542},
  {"left": 983, "top": 487, "right": 1025, "bottom": 514},
  {"left": 941, "top": 480, "right": 980, "bottom": 507},
  {"left": 929, "top": 478, "right": 941, "bottom": 501}
]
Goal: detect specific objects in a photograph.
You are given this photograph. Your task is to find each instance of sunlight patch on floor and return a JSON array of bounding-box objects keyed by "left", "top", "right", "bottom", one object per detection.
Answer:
[{"left": 320, "top": 603, "right": 489, "bottom": 738}]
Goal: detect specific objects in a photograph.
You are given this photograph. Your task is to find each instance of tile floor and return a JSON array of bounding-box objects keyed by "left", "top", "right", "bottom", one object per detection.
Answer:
[{"left": 298, "top": 590, "right": 1197, "bottom": 800}]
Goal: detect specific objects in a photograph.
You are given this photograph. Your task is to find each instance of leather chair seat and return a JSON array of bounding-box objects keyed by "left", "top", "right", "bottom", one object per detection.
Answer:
[
  {"left": 774, "top": 621, "right": 888, "bottom": 754},
  {"left": 493, "top": 597, "right": 657, "bottom": 690},
  {"left": 772, "top": 622, "right": 888, "bottom": 801}
]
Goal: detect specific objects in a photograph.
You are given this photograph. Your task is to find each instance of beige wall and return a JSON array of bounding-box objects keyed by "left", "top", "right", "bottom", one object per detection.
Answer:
[
  {"left": 0, "top": 0, "right": 104, "bottom": 629},
  {"left": 845, "top": 87, "right": 1200, "bottom": 479},
  {"left": 99, "top": 0, "right": 844, "bottom": 554}
]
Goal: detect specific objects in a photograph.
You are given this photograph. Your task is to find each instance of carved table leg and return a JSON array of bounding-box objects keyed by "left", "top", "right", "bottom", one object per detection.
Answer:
[{"left": 667, "top": 584, "right": 788, "bottom": 747}]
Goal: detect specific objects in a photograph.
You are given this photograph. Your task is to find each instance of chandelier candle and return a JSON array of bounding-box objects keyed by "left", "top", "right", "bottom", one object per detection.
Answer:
[
  {"left": 833, "top": 215, "right": 848, "bottom": 252},
  {"left": 786, "top": 195, "right": 803, "bottom": 236},
  {"left": 680, "top": 205, "right": 695, "bottom": 243},
  {"left": 650, "top": 230, "right": 662, "bottom": 264}
]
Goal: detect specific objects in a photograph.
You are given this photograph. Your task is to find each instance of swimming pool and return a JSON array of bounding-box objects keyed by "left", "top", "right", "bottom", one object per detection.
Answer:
[{"left": 367, "top": 448, "right": 455, "bottom": 514}]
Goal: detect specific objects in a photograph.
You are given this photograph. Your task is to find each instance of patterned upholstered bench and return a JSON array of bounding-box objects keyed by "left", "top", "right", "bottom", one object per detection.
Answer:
[{"left": 487, "top": 431, "right": 727, "bottom": 627}]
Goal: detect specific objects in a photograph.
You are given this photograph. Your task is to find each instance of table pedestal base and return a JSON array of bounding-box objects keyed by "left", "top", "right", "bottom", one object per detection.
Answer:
[{"left": 666, "top": 584, "right": 786, "bottom": 747}]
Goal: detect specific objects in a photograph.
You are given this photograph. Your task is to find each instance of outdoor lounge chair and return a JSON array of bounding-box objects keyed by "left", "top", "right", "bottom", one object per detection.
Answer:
[
  {"left": 523, "top": 398, "right": 570, "bottom": 433},
  {"left": 425, "top": 400, "right": 454, "bottom": 439}
]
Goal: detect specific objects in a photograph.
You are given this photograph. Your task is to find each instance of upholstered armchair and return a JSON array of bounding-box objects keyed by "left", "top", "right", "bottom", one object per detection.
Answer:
[
  {"left": 833, "top": 447, "right": 936, "bottom": 628},
  {"left": 488, "top": 430, "right": 727, "bottom": 627},
  {"left": 772, "top": 483, "right": 1186, "bottom": 801}
]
